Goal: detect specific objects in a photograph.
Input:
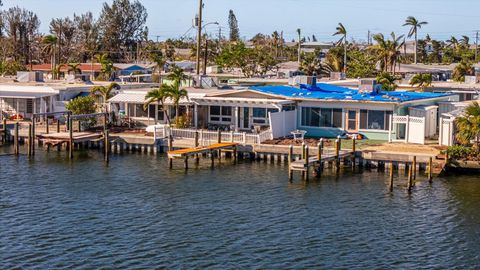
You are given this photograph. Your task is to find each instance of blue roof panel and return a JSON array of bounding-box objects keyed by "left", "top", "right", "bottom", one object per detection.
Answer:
[{"left": 249, "top": 83, "right": 451, "bottom": 103}]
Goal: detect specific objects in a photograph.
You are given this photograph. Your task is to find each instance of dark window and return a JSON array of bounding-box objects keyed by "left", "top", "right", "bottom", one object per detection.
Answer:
[
  {"left": 360, "top": 110, "right": 368, "bottom": 129},
  {"left": 367, "top": 110, "right": 385, "bottom": 130},
  {"left": 332, "top": 109, "right": 342, "bottom": 128},
  {"left": 221, "top": 106, "right": 232, "bottom": 116},
  {"left": 210, "top": 106, "right": 221, "bottom": 115},
  {"left": 148, "top": 104, "right": 156, "bottom": 118},
  {"left": 253, "top": 108, "right": 266, "bottom": 118},
  {"left": 302, "top": 107, "right": 320, "bottom": 127},
  {"left": 319, "top": 109, "right": 332, "bottom": 127},
  {"left": 26, "top": 99, "right": 33, "bottom": 114},
  {"left": 135, "top": 104, "right": 148, "bottom": 117},
  {"left": 385, "top": 111, "right": 392, "bottom": 131}
]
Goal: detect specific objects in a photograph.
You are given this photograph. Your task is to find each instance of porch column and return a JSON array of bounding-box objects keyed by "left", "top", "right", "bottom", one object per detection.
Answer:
[
  {"left": 388, "top": 114, "right": 393, "bottom": 142},
  {"left": 155, "top": 104, "right": 158, "bottom": 124},
  {"left": 125, "top": 103, "right": 129, "bottom": 116},
  {"left": 234, "top": 106, "right": 239, "bottom": 132},
  {"left": 194, "top": 104, "right": 198, "bottom": 128},
  {"left": 147, "top": 105, "right": 151, "bottom": 125}
]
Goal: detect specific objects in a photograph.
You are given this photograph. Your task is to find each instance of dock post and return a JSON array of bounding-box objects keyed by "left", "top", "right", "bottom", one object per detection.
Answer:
[
  {"left": 14, "top": 122, "right": 19, "bottom": 155},
  {"left": 301, "top": 143, "right": 306, "bottom": 179},
  {"left": 335, "top": 136, "right": 341, "bottom": 170},
  {"left": 194, "top": 131, "right": 200, "bottom": 164},
  {"left": 389, "top": 162, "right": 394, "bottom": 192},
  {"left": 217, "top": 129, "right": 222, "bottom": 161},
  {"left": 69, "top": 117, "right": 73, "bottom": 159},
  {"left": 57, "top": 119, "right": 60, "bottom": 133},
  {"left": 184, "top": 156, "right": 189, "bottom": 170},
  {"left": 32, "top": 117, "right": 35, "bottom": 156},
  {"left": 104, "top": 130, "right": 109, "bottom": 163},
  {"left": 304, "top": 145, "right": 309, "bottom": 181},
  {"left": 412, "top": 156, "right": 417, "bottom": 181},
  {"left": 78, "top": 120, "right": 81, "bottom": 132},
  {"left": 407, "top": 166, "right": 412, "bottom": 192},
  {"left": 46, "top": 117, "right": 49, "bottom": 134},
  {"left": 2, "top": 118, "right": 6, "bottom": 143},
  {"left": 288, "top": 145, "right": 293, "bottom": 181},
  {"left": 210, "top": 150, "right": 215, "bottom": 168},
  {"left": 428, "top": 157, "right": 433, "bottom": 183},
  {"left": 168, "top": 135, "right": 173, "bottom": 151},
  {"left": 27, "top": 123, "right": 32, "bottom": 157},
  {"left": 233, "top": 145, "right": 237, "bottom": 164},
  {"left": 352, "top": 137, "right": 356, "bottom": 168}
]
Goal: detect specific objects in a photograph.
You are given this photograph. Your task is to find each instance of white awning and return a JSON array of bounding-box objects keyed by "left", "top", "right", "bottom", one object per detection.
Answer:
[
  {"left": 108, "top": 93, "right": 190, "bottom": 105},
  {"left": 0, "top": 91, "right": 56, "bottom": 99},
  {"left": 193, "top": 97, "right": 295, "bottom": 108}
]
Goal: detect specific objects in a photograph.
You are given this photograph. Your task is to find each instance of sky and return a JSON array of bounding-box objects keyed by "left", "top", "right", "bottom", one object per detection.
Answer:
[{"left": 4, "top": 0, "right": 480, "bottom": 42}]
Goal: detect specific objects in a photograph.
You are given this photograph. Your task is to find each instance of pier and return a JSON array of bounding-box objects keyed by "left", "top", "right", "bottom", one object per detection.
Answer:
[{"left": 168, "top": 142, "right": 238, "bottom": 169}]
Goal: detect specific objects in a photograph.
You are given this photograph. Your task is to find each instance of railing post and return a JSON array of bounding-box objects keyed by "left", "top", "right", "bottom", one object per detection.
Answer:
[{"left": 243, "top": 132, "right": 246, "bottom": 144}]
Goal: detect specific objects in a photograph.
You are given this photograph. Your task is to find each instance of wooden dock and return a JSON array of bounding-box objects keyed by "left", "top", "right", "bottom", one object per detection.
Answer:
[
  {"left": 37, "top": 132, "right": 103, "bottom": 146},
  {"left": 168, "top": 142, "right": 238, "bottom": 169}
]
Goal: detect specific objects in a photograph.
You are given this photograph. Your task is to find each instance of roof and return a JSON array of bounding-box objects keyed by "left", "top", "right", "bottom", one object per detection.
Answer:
[
  {"left": 249, "top": 83, "right": 452, "bottom": 103},
  {"left": 108, "top": 92, "right": 190, "bottom": 105},
  {"left": 31, "top": 63, "right": 102, "bottom": 72}
]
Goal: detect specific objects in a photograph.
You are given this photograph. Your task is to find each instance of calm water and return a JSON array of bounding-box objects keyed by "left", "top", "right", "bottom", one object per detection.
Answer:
[{"left": 0, "top": 148, "right": 479, "bottom": 269}]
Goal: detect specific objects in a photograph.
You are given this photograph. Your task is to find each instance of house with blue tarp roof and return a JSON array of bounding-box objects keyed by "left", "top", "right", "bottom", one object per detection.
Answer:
[{"left": 192, "top": 81, "right": 456, "bottom": 140}]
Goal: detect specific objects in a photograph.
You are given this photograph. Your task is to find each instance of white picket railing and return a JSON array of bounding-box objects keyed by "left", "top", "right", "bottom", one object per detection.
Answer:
[{"left": 153, "top": 125, "right": 273, "bottom": 145}]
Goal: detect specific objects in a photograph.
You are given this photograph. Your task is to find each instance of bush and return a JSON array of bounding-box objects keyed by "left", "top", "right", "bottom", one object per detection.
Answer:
[
  {"left": 65, "top": 96, "right": 98, "bottom": 129},
  {"left": 447, "top": 145, "right": 473, "bottom": 160}
]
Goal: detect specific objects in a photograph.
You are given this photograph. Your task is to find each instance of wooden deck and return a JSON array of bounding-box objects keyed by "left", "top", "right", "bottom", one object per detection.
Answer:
[
  {"left": 168, "top": 143, "right": 238, "bottom": 159},
  {"left": 289, "top": 150, "right": 352, "bottom": 171},
  {"left": 37, "top": 132, "right": 103, "bottom": 146}
]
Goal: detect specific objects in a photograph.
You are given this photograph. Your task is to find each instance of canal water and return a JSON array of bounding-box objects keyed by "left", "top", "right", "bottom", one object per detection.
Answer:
[{"left": 1, "top": 149, "right": 479, "bottom": 269}]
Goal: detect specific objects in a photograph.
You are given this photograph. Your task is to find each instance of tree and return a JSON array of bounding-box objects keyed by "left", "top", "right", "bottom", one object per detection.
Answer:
[
  {"left": 403, "top": 16, "right": 427, "bottom": 64},
  {"left": 95, "top": 53, "right": 114, "bottom": 80},
  {"left": 299, "top": 53, "right": 331, "bottom": 76},
  {"left": 50, "top": 17, "right": 76, "bottom": 64},
  {"left": 162, "top": 79, "right": 188, "bottom": 126},
  {"left": 333, "top": 23, "right": 347, "bottom": 72},
  {"left": 145, "top": 41, "right": 165, "bottom": 77},
  {"left": 42, "top": 35, "right": 58, "bottom": 73},
  {"left": 90, "top": 82, "right": 120, "bottom": 111},
  {"left": 446, "top": 36, "right": 459, "bottom": 49},
  {"left": 228, "top": 10, "right": 240, "bottom": 42},
  {"left": 456, "top": 101, "right": 480, "bottom": 145},
  {"left": 67, "top": 63, "right": 81, "bottom": 75},
  {"left": 347, "top": 49, "right": 377, "bottom": 78},
  {"left": 460, "top": 35, "right": 470, "bottom": 49},
  {"left": 376, "top": 72, "right": 399, "bottom": 91},
  {"left": 166, "top": 64, "right": 189, "bottom": 86},
  {"left": 452, "top": 60, "right": 474, "bottom": 82},
  {"left": 297, "top": 28, "right": 302, "bottom": 63},
  {"left": 97, "top": 0, "right": 148, "bottom": 61},
  {"left": 74, "top": 12, "right": 99, "bottom": 63},
  {"left": 66, "top": 96, "right": 97, "bottom": 115},
  {"left": 409, "top": 73, "right": 432, "bottom": 91},
  {"left": 371, "top": 32, "right": 404, "bottom": 74},
  {"left": 144, "top": 86, "right": 172, "bottom": 125}
]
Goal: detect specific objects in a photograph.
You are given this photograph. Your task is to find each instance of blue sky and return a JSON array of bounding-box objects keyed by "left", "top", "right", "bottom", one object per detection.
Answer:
[{"left": 4, "top": 0, "right": 480, "bottom": 42}]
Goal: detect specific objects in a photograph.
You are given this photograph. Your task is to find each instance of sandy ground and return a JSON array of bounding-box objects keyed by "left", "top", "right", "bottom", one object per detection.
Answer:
[{"left": 363, "top": 143, "right": 446, "bottom": 156}]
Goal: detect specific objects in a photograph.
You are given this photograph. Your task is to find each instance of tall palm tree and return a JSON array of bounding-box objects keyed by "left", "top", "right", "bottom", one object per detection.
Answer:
[
  {"left": 460, "top": 35, "right": 470, "bottom": 48},
  {"left": 164, "top": 82, "right": 189, "bottom": 126},
  {"left": 167, "top": 64, "right": 189, "bottom": 86},
  {"left": 372, "top": 32, "right": 405, "bottom": 74},
  {"left": 403, "top": 16, "right": 428, "bottom": 64},
  {"left": 333, "top": 23, "right": 347, "bottom": 72},
  {"left": 95, "top": 53, "right": 114, "bottom": 80},
  {"left": 296, "top": 28, "right": 301, "bottom": 64},
  {"left": 42, "top": 35, "right": 58, "bottom": 78},
  {"left": 456, "top": 101, "right": 480, "bottom": 145},
  {"left": 90, "top": 82, "right": 120, "bottom": 112},
  {"left": 67, "top": 63, "right": 81, "bottom": 75},
  {"left": 144, "top": 86, "right": 172, "bottom": 125},
  {"left": 409, "top": 73, "right": 433, "bottom": 91},
  {"left": 447, "top": 36, "right": 459, "bottom": 49}
]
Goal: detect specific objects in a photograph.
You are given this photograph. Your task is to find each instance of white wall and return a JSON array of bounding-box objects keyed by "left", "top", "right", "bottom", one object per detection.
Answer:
[{"left": 269, "top": 110, "right": 297, "bottom": 138}]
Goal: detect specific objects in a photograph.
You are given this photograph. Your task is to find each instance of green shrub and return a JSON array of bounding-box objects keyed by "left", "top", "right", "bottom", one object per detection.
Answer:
[{"left": 447, "top": 145, "right": 472, "bottom": 160}]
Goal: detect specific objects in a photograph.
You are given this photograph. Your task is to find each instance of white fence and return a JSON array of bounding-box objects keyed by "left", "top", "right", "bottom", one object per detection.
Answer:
[
  {"left": 388, "top": 115, "right": 425, "bottom": 144},
  {"left": 439, "top": 117, "right": 454, "bottom": 146},
  {"left": 154, "top": 126, "right": 273, "bottom": 145},
  {"left": 269, "top": 110, "right": 297, "bottom": 139}
]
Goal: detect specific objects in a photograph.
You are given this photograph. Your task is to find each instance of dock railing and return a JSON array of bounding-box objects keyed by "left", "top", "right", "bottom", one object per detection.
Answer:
[{"left": 153, "top": 126, "right": 273, "bottom": 145}]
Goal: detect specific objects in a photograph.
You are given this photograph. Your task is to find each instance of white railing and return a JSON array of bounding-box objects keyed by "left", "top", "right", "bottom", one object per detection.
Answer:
[{"left": 153, "top": 125, "right": 273, "bottom": 145}]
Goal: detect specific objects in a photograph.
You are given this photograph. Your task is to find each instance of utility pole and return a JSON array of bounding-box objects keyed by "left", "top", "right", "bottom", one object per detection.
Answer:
[
  {"left": 367, "top": 30, "right": 370, "bottom": 46},
  {"left": 195, "top": 0, "right": 203, "bottom": 76},
  {"left": 203, "top": 38, "right": 208, "bottom": 75},
  {"left": 475, "top": 30, "right": 479, "bottom": 62},
  {"left": 156, "top": 35, "right": 161, "bottom": 43}
]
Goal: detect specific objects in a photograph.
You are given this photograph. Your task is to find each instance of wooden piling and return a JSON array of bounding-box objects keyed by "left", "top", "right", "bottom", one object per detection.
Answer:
[
  {"left": 428, "top": 157, "right": 433, "bottom": 183},
  {"left": 217, "top": 129, "right": 222, "bottom": 161},
  {"left": 2, "top": 118, "right": 6, "bottom": 143},
  {"left": 56, "top": 119, "right": 60, "bottom": 133},
  {"left": 27, "top": 123, "right": 32, "bottom": 157},
  {"left": 304, "top": 145, "right": 309, "bottom": 181},
  {"left": 184, "top": 156, "right": 189, "bottom": 170},
  {"left": 210, "top": 150, "right": 215, "bottom": 168},
  {"left": 335, "top": 136, "right": 341, "bottom": 170},
  {"left": 233, "top": 146, "right": 237, "bottom": 164},
  {"left": 195, "top": 131, "right": 200, "bottom": 164},
  {"left": 389, "top": 162, "right": 394, "bottom": 192},
  {"left": 288, "top": 145, "right": 293, "bottom": 181},
  {"left": 46, "top": 117, "right": 49, "bottom": 134},
  {"left": 407, "top": 166, "right": 412, "bottom": 192},
  {"left": 412, "top": 156, "right": 417, "bottom": 181},
  {"left": 14, "top": 122, "right": 19, "bottom": 155},
  {"left": 104, "top": 130, "right": 109, "bottom": 163},
  {"left": 69, "top": 117, "right": 73, "bottom": 159},
  {"left": 351, "top": 137, "right": 356, "bottom": 168},
  {"left": 32, "top": 118, "right": 35, "bottom": 156}
]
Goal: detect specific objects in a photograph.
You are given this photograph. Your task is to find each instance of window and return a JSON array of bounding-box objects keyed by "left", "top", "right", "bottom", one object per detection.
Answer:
[
  {"left": 26, "top": 99, "right": 33, "bottom": 114},
  {"left": 148, "top": 104, "right": 156, "bottom": 118},
  {"left": 135, "top": 104, "right": 148, "bottom": 118},
  {"left": 282, "top": 104, "right": 296, "bottom": 111},
  {"left": 253, "top": 108, "right": 266, "bottom": 118},
  {"left": 210, "top": 105, "right": 232, "bottom": 123},
  {"left": 359, "top": 110, "right": 393, "bottom": 131},
  {"left": 302, "top": 107, "right": 343, "bottom": 128}
]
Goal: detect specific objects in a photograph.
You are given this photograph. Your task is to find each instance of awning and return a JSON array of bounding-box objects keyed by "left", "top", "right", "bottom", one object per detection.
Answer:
[
  {"left": 193, "top": 97, "right": 295, "bottom": 108},
  {"left": 108, "top": 92, "right": 190, "bottom": 105},
  {"left": 0, "top": 91, "right": 56, "bottom": 99}
]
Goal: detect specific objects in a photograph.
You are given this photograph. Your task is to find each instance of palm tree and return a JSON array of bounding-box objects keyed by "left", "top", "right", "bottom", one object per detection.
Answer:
[
  {"left": 144, "top": 86, "right": 172, "bottom": 125},
  {"left": 409, "top": 73, "right": 433, "bottom": 91},
  {"left": 456, "top": 101, "right": 480, "bottom": 145},
  {"left": 90, "top": 82, "right": 120, "bottom": 112},
  {"left": 167, "top": 64, "right": 189, "bottom": 86},
  {"left": 95, "top": 53, "right": 114, "bottom": 80},
  {"left": 460, "top": 35, "right": 470, "bottom": 48},
  {"left": 299, "top": 53, "right": 332, "bottom": 76},
  {"left": 68, "top": 63, "right": 81, "bottom": 75},
  {"left": 446, "top": 36, "right": 459, "bottom": 49},
  {"left": 42, "top": 35, "right": 58, "bottom": 78},
  {"left": 164, "top": 82, "right": 189, "bottom": 126},
  {"left": 403, "top": 16, "right": 428, "bottom": 64},
  {"left": 333, "top": 23, "right": 347, "bottom": 72},
  {"left": 372, "top": 32, "right": 404, "bottom": 74},
  {"left": 376, "top": 72, "right": 399, "bottom": 91}
]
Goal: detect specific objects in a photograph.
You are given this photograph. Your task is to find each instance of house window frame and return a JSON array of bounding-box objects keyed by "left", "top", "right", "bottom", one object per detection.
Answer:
[
  {"left": 209, "top": 105, "right": 233, "bottom": 124},
  {"left": 359, "top": 109, "right": 392, "bottom": 131},
  {"left": 300, "top": 107, "right": 343, "bottom": 128},
  {"left": 252, "top": 107, "right": 278, "bottom": 125}
]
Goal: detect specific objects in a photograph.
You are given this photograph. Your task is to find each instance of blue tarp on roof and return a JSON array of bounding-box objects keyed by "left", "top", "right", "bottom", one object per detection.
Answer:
[{"left": 249, "top": 83, "right": 451, "bottom": 103}]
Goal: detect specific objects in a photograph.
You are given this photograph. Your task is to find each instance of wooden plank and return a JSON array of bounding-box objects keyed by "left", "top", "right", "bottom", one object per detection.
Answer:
[{"left": 168, "top": 143, "right": 238, "bottom": 158}]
